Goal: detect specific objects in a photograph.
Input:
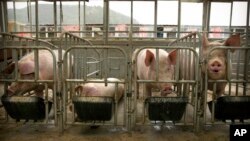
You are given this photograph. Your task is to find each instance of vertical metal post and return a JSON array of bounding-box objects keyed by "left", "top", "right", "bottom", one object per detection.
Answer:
[
  {"left": 83, "top": 1, "right": 86, "bottom": 37},
  {"left": 54, "top": 0, "right": 57, "bottom": 37},
  {"left": 177, "top": 0, "right": 181, "bottom": 39},
  {"left": 202, "top": 0, "right": 208, "bottom": 31},
  {"left": 207, "top": 1, "right": 211, "bottom": 34},
  {"left": 35, "top": 0, "right": 39, "bottom": 44},
  {"left": 28, "top": 0, "right": 32, "bottom": 34},
  {"left": 0, "top": 1, "right": 7, "bottom": 32},
  {"left": 104, "top": 0, "right": 109, "bottom": 45},
  {"left": 229, "top": 1, "right": 233, "bottom": 33},
  {"left": 60, "top": 1, "right": 63, "bottom": 32},
  {"left": 129, "top": 1, "right": 133, "bottom": 49},
  {"left": 13, "top": 1, "right": 16, "bottom": 32},
  {"left": 243, "top": 1, "right": 250, "bottom": 96},
  {"left": 78, "top": 0, "right": 81, "bottom": 35},
  {"left": 0, "top": 2, "right": 2, "bottom": 32},
  {"left": 154, "top": 0, "right": 157, "bottom": 38}
]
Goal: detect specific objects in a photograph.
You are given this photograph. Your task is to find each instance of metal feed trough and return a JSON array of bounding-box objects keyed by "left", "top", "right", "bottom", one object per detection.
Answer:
[
  {"left": 203, "top": 46, "right": 250, "bottom": 126},
  {"left": 132, "top": 45, "right": 200, "bottom": 132},
  {"left": 62, "top": 45, "right": 129, "bottom": 129},
  {"left": 1, "top": 95, "right": 52, "bottom": 121},
  {"left": 0, "top": 33, "right": 58, "bottom": 124}
]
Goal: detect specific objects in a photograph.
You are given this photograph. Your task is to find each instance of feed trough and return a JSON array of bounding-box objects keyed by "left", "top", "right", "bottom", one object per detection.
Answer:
[
  {"left": 72, "top": 96, "right": 114, "bottom": 121},
  {"left": 208, "top": 96, "right": 250, "bottom": 121},
  {"left": 1, "top": 95, "right": 52, "bottom": 121},
  {"left": 145, "top": 97, "right": 188, "bottom": 121}
]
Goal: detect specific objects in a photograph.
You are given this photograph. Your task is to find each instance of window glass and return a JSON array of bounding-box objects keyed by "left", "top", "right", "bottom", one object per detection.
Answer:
[
  {"left": 109, "top": 1, "right": 131, "bottom": 37},
  {"left": 181, "top": 2, "right": 203, "bottom": 34},
  {"left": 232, "top": 2, "right": 247, "bottom": 26},
  {"left": 157, "top": 1, "right": 178, "bottom": 38},
  {"left": 133, "top": 1, "right": 154, "bottom": 38},
  {"left": 209, "top": 2, "right": 231, "bottom": 38}
]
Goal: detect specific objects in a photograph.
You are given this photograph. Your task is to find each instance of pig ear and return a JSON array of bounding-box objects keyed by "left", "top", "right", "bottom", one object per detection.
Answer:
[
  {"left": 145, "top": 50, "right": 155, "bottom": 66},
  {"left": 168, "top": 49, "right": 177, "bottom": 65},
  {"left": 2, "top": 62, "right": 15, "bottom": 74},
  {"left": 75, "top": 85, "right": 84, "bottom": 94},
  {"left": 223, "top": 34, "right": 240, "bottom": 47},
  {"left": 18, "top": 60, "right": 34, "bottom": 75},
  {"left": 202, "top": 32, "right": 210, "bottom": 50}
]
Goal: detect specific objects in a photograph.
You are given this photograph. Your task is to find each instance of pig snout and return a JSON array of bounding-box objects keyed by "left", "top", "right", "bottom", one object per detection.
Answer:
[
  {"left": 209, "top": 60, "right": 222, "bottom": 73},
  {"left": 160, "top": 85, "right": 173, "bottom": 96}
]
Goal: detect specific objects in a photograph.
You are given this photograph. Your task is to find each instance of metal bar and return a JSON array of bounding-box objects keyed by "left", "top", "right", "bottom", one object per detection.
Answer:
[
  {"left": 156, "top": 49, "right": 159, "bottom": 81},
  {"left": 35, "top": 0, "right": 39, "bottom": 45},
  {"left": 78, "top": 0, "right": 81, "bottom": 34},
  {"left": 229, "top": 0, "right": 233, "bottom": 32},
  {"left": 154, "top": 0, "right": 157, "bottom": 38},
  {"left": 104, "top": 0, "right": 109, "bottom": 44},
  {"left": 177, "top": 0, "right": 181, "bottom": 39},
  {"left": 83, "top": 0, "right": 86, "bottom": 37},
  {"left": 53, "top": 0, "right": 57, "bottom": 37},
  {"left": 60, "top": 1, "right": 63, "bottom": 32},
  {"left": 130, "top": 0, "right": 133, "bottom": 48},
  {"left": 207, "top": 1, "right": 211, "bottom": 32},
  {"left": 34, "top": 49, "right": 39, "bottom": 81}
]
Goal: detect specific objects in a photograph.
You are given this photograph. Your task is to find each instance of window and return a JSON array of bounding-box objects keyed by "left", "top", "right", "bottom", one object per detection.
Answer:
[
  {"left": 181, "top": 2, "right": 203, "bottom": 37},
  {"left": 109, "top": 1, "right": 131, "bottom": 37},
  {"left": 232, "top": 2, "right": 248, "bottom": 26},
  {"left": 157, "top": 1, "right": 178, "bottom": 38},
  {"left": 210, "top": 2, "right": 231, "bottom": 38},
  {"left": 133, "top": 1, "right": 154, "bottom": 38}
]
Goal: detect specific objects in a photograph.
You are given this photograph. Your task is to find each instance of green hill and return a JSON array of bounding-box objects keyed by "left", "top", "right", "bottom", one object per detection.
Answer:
[{"left": 8, "top": 4, "right": 138, "bottom": 25}]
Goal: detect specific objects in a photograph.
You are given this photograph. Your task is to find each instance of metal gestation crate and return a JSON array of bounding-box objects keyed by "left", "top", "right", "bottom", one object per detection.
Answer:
[
  {"left": 62, "top": 45, "right": 129, "bottom": 128},
  {"left": 0, "top": 46, "right": 57, "bottom": 123},
  {"left": 132, "top": 44, "right": 200, "bottom": 131},
  {"left": 203, "top": 46, "right": 250, "bottom": 125}
]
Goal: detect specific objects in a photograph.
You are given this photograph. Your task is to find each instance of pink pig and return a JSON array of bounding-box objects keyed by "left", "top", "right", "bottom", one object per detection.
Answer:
[
  {"left": 3, "top": 50, "right": 65, "bottom": 97},
  {"left": 133, "top": 48, "right": 177, "bottom": 97},
  {"left": 74, "top": 78, "right": 124, "bottom": 101},
  {"left": 201, "top": 33, "right": 240, "bottom": 96}
]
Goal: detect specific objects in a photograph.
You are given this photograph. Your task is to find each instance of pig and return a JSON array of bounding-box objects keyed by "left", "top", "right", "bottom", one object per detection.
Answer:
[
  {"left": 133, "top": 48, "right": 177, "bottom": 97},
  {"left": 74, "top": 78, "right": 124, "bottom": 101},
  {"left": 201, "top": 33, "right": 240, "bottom": 97},
  {"left": 197, "top": 33, "right": 241, "bottom": 117},
  {"left": 2, "top": 50, "right": 66, "bottom": 98}
]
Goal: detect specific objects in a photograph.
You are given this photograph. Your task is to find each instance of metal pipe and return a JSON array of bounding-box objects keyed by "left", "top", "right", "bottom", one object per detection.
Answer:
[
  {"left": 53, "top": 0, "right": 57, "bottom": 37},
  {"left": 35, "top": 0, "right": 39, "bottom": 45},
  {"left": 28, "top": 0, "right": 32, "bottom": 34},
  {"left": 13, "top": 1, "right": 16, "bottom": 32},
  {"left": 83, "top": 0, "right": 86, "bottom": 37},
  {"left": 130, "top": 0, "right": 133, "bottom": 48},
  {"left": 154, "top": 0, "right": 157, "bottom": 38},
  {"left": 60, "top": 1, "right": 63, "bottom": 32},
  {"left": 177, "top": 0, "right": 181, "bottom": 39},
  {"left": 229, "top": 0, "right": 233, "bottom": 32}
]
